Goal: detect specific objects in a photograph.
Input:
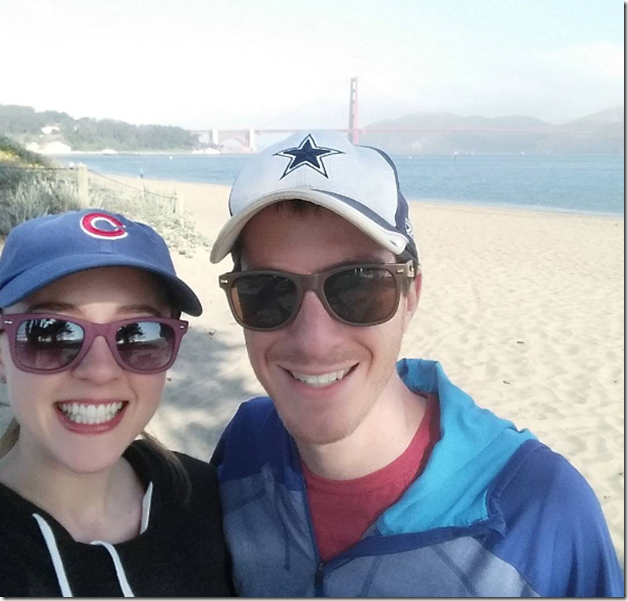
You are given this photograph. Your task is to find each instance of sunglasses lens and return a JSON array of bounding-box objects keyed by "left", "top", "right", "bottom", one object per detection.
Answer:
[
  {"left": 230, "top": 274, "right": 297, "bottom": 329},
  {"left": 325, "top": 267, "right": 398, "bottom": 324},
  {"left": 15, "top": 318, "right": 84, "bottom": 371},
  {"left": 116, "top": 321, "right": 176, "bottom": 371}
]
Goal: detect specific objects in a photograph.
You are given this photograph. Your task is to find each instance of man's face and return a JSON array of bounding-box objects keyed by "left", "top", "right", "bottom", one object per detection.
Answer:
[{"left": 239, "top": 206, "right": 420, "bottom": 448}]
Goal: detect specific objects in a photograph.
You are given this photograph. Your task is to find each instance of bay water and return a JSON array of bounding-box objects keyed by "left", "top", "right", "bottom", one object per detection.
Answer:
[{"left": 57, "top": 153, "right": 624, "bottom": 216}]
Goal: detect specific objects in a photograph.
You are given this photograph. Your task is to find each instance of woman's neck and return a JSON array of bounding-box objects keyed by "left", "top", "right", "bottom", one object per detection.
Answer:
[{"left": 0, "top": 442, "right": 145, "bottom": 544}]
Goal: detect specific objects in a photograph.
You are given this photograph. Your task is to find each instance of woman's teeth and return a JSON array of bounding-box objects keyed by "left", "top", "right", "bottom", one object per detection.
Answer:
[
  {"left": 57, "top": 402, "right": 125, "bottom": 425},
  {"left": 290, "top": 369, "right": 351, "bottom": 388}
]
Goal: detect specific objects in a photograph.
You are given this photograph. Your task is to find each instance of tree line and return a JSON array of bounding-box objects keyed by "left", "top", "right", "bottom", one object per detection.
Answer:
[{"left": 0, "top": 105, "right": 200, "bottom": 151}]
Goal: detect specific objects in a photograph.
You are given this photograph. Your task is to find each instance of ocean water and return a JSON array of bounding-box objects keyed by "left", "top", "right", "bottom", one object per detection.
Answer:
[{"left": 56, "top": 153, "right": 624, "bottom": 216}]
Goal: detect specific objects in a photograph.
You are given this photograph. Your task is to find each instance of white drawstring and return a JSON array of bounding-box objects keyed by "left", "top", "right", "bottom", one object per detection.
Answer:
[
  {"left": 33, "top": 481, "right": 154, "bottom": 597},
  {"left": 90, "top": 482, "right": 155, "bottom": 597},
  {"left": 90, "top": 541, "right": 135, "bottom": 597},
  {"left": 140, "top": 482, "right": 153, "bottom": 535},
  {"left": 33, "top": 514, "right": 74, "bottom": 597}
]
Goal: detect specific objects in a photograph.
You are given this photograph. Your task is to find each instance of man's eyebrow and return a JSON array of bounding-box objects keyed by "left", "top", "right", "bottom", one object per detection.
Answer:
[
  {"left": 323, "top": 256, "right": 391, "bottom": 270},
  {"left": 246, "top": 256, "right": 390, "bottom": 272}
]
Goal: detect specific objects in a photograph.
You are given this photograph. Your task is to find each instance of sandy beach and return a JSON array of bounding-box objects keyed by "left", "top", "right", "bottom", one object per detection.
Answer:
[{"left": 0, "top": 173, "right": 624, "bottom": 564}]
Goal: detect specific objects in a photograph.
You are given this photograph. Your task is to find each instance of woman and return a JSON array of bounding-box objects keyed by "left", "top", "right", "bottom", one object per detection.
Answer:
[{"left": 0, "top": 209, "right": 233, "bottom": 596}]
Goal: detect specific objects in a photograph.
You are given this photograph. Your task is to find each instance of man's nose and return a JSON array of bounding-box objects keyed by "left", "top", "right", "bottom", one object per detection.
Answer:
[{"left": 287, "top": 290, "right": 344, "bottom": 348}]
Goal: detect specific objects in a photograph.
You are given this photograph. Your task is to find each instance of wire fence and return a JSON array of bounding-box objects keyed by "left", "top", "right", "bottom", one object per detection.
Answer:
[
  {"left": 87, "top": 169, "right": 180, "bottom": 201},
  {"left": 86, "top": 170, "right": 184, "bottom": 219},
  {"left": 0, "top": 164, "right": 183, "bottom": 214}
]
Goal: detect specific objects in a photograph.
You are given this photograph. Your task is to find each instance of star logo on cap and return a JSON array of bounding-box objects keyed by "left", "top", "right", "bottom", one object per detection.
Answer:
[{"left": 274, "top": 134, "right": 344, "bottom": 179}]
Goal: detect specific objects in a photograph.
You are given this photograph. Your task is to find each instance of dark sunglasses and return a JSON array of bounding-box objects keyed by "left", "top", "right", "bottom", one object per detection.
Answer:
[
  {"left": 0, "top": 313, "right": 188, "bottom": 375},
  {"left": 219, "top": 261, "right": 417, "bottom": 331}
]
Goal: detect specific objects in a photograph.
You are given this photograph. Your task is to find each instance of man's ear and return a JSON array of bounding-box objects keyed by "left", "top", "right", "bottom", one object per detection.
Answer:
[{"left": 402, "top": 271, "right": 422, "bottom": 334}]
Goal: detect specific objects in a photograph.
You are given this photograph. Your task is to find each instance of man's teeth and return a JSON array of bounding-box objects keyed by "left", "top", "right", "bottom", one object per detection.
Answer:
[
  {"left": 290, "top": 369, "right": 351, "bottom": 387},
  {"left": 58, "top": 402, "right": 125, "bottom": 425}
]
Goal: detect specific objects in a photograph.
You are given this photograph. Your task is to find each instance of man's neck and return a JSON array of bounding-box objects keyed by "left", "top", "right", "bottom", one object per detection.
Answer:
[{"left": 297, "top": 374, "right": 427, "bottom": 480}]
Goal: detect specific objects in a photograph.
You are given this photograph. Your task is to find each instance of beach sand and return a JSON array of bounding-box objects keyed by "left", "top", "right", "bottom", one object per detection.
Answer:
[{"left": 0, "top": 173, "right": 624, "bottom": 564}]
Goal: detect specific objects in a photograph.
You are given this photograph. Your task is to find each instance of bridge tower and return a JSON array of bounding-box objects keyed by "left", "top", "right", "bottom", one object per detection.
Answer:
[
  {"left": 248, "top": 127, "right": 256, "bottom": 152},
  {"left": 348, "top": 77, "right": 359, "bottom": 144}
]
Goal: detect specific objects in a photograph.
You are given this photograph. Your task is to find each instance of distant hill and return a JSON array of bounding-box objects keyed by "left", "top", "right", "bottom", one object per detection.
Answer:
[
  {"left": 0, "top": 105, "right": 201, "bottom": 152},
  {"left": 560, "top": 106, "right": 624, "bottom": 128},
  {"left": 360, "top": 108, "right": 624, "bottom": 155}
]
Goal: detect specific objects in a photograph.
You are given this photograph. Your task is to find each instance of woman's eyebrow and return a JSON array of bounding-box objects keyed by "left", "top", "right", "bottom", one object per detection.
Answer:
[
  {"left": 25, "top": 301, "right": 75, "bottom": 313},
  {"left": 116, "top": 304, "right": 165, "bottom": 317},
  {"left": 24, "top": 302, "right": 165, "bottom": 318}
]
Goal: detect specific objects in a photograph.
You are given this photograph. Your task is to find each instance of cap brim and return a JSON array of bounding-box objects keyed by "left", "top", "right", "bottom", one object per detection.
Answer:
[
  {"left": 0, "top": 255, "right": 203, "bottom": 316},
  {"left": 209, "top": 189, "right": 410, "bottom": 264}
]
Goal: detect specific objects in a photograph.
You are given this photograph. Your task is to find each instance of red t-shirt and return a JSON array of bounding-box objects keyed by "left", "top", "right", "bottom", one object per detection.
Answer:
[{"left": 302, "top": 394, "right": 440, "bottom": 562}]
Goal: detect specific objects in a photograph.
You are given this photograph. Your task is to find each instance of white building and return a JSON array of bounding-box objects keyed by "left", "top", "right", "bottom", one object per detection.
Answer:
[
  {"left": 27, "top": 141, "right": 73, "bottom": 154},
  {"left": 41, "top": 125, "right": 61, "bottom": 135}
]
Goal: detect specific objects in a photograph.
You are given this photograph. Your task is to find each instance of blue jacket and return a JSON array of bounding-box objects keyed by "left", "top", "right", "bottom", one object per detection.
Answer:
[{"left": 212, "top": 359, "right": 624, "bottom": 597}]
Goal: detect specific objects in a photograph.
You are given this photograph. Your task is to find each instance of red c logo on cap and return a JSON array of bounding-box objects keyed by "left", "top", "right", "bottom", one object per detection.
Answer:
[{"left": 80, "top": 212, "right": 128, "bottom": 240}]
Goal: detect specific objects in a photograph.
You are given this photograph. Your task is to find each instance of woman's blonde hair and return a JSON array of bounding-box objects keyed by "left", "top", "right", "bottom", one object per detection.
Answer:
[{"left": 0, "top": 418, "right": 19, "bottom": 458}]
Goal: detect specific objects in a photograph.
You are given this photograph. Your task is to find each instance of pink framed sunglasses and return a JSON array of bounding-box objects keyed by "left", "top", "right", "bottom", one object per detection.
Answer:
[{"left": 0, "top": 313, "right": 188, "bottom": 374}]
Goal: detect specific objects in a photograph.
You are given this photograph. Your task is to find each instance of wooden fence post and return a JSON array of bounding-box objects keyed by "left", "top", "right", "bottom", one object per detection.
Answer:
[
  {"left": 76, "top": 164, "right": 89, "bottom": 207},
  {"left": 173, "top": 191, "right": 184, "bottom": 215}
]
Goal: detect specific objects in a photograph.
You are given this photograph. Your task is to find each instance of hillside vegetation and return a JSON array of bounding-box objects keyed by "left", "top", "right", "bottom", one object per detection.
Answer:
[{"left": 0, "top": 105, "right": 200, "bottom": 152}]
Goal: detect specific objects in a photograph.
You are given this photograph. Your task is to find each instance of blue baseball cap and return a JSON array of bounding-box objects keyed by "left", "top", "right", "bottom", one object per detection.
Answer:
[
  {"left": 0, "top": 209, "right": 202, "bottom": 316},
  {"left": 210, "top": 130, "right": 419, "bottom": 264}
]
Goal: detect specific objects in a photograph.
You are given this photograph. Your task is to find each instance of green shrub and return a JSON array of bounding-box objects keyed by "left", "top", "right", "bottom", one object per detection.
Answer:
[
  {"left": 0, "top": 173, "right": 80, "bottom": 237},
  {"left": 0, "top": 136, "right": 80, "bottom": 238}
]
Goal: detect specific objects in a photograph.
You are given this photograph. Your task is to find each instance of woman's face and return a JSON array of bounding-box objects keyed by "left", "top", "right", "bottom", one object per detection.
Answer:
[{"left": 0, "top": 266, "right": 172, "bottom": 475}]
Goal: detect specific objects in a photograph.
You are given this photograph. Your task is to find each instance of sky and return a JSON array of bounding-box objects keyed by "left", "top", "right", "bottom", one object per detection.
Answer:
[{"left": 0, "top": 0, "right": 624, "bottom": 129}]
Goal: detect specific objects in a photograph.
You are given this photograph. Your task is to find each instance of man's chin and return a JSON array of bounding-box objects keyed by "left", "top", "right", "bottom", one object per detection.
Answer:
[{"left": 282, "top": 415, "right": 356, "bottom": 448}]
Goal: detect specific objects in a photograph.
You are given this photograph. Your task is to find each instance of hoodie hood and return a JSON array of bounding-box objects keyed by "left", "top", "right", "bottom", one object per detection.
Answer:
[{"left": 377, "top": 359, "right": 536, "bottom": 536}]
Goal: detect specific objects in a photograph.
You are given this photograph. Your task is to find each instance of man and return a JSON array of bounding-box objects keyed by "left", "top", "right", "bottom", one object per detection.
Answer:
[{"left": 209, "top": 131, "right": 623, "bottom": 597}]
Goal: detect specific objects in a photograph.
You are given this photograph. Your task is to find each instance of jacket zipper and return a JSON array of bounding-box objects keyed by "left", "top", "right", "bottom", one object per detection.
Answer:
[{"left": 314, "top": 562, "right": 325, "bottom": 595}]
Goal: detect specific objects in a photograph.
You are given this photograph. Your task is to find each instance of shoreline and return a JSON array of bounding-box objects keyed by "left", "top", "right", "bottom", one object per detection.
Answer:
[
  {"left": 409, "top": 197, "right": 624, "bottom": 219},
  {"left": 89, "top": 169, "right": 625, "bottom": 220}
]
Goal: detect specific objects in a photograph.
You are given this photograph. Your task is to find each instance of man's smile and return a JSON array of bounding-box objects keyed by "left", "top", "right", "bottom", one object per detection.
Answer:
[{"left": 286, "top": 367, "right": 354, "bottom": 388}]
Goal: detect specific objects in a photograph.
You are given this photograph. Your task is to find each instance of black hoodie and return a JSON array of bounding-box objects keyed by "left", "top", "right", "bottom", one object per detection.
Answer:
[{"left": 0, "top": 440, "right": 234, "bottom": 597}]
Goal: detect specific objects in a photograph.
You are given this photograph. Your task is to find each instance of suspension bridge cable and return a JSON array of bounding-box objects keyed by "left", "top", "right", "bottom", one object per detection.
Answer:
[
  {"left": 359, "top": 77, "right": 428, "bottom": 119},
  {"left": 256, "top": 76, "right": 350, "bottom": 130}
]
